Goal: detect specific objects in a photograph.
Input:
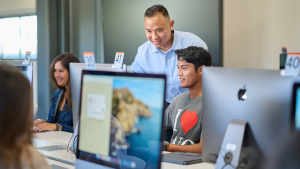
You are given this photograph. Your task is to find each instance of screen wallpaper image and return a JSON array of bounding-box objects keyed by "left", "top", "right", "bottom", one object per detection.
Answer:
[{"left": 112, "top": 77, "right": 164, "bottom": 168}]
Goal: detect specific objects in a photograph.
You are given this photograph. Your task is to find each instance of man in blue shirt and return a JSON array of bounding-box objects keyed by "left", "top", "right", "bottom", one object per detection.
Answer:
[{"left": 131, "top": 4, "right": 208, "bottom": 105}]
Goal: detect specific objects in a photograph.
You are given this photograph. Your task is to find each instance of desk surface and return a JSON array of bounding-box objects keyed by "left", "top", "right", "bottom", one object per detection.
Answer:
[
  {"left": 34, "top": 131, "right": 215, "bottom": 169},
  {"left": 46, "top": 158, "right": 74, "bottom": 169}
]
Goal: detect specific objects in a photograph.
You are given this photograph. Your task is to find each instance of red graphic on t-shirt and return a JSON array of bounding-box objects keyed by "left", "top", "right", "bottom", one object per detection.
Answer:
[{"left": 181, "top": 110, "right": 198, "bottom": 135}]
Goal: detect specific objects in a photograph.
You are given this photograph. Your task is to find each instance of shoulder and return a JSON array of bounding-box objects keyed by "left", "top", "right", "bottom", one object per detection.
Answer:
[
  {"left": 176, "top": 31, "right": 200, "bottom": 41},
  {"left": 171, "top": 91, "right": 189, "bottom": 103},
  {"left": 176, "top": 31, "right": 208, "bottom": 49},
  {"left": 52, "top": 89, "right": 63, "bottom": 98},
  {"left": 177, "top": 91, "right": 189, "bottom": 99},
  {"left": 21, "top": 145, "right": 51, "bottom": 169}
]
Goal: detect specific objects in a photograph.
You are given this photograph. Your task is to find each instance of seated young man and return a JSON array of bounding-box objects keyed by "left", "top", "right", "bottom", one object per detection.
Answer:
[{"left": 163, "top": 46, "right": 212, "bottom": 154}]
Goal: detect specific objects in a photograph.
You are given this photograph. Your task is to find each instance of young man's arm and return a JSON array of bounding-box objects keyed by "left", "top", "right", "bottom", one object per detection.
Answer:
[{"left": 167, "top": 137, "right": 203, "bottom": 154}]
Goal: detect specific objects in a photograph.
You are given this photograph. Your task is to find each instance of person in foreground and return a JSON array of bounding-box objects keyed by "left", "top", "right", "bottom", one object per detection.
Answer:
[
  {"left": 163, "top": 46, "right": 212, "bottom": 154},
  {"left": 131, "top": 4, "right": 208, "bottom": 105},
  {"left": 34, "top": 53, "right": 80, "bottom": 132},
  {"left": 0, "top": 64, "right": 50, "bottom": 169}
]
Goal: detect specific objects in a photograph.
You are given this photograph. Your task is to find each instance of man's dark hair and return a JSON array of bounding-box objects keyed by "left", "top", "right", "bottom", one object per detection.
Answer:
[
  {"left": 144, "top": 4, "right": 170, "bottom": 18},
  {"left": 176, "top": 46, "right": 212, "bottom": 72}
]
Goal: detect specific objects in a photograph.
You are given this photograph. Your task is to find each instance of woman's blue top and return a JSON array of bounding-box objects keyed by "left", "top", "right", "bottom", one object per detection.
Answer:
[{"left": 47, "top": 89, "right": 73, "bottom": 133}]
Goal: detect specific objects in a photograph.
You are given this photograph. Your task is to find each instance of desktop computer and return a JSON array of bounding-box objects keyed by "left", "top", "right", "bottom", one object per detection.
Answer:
[
  {"left": 202, "top": 67, "right": 298, "bottom": 168},
  {"left": 75, "top": 70, "right": 166, "bottom": 169},
  {"left": 0, "top": 60, "right": 33, "bottom": 85},
  {"left": 0, "top": 60, "right": 34, "bottom": 119}
]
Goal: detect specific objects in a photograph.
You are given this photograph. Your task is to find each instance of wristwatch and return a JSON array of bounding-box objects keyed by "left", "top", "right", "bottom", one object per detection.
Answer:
[
  {"left": 162, "top": 141, "right": 169, "bottom": 151},
  {"left": 55, "top": 123, "right": 61, "bottom": 131}
]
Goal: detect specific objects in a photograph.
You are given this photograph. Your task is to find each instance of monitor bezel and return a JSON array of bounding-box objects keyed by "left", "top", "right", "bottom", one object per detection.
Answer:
[
  {"left": 76, "top": 70, "right": 166, "bottom": 169},
  {"left": 291, "top": 83, "right": 300, "bottom": 131}
]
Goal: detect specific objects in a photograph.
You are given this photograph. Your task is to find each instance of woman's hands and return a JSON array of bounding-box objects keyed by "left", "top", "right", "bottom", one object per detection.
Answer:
[
  {"left": 33, "top": 120, "right": 44, "bottom": 126},
  {"left": 34, "top": 123, "right": 57, "bottom": 132}
]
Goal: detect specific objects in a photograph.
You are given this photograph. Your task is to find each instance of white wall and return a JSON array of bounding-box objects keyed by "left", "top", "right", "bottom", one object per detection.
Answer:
[
  {"left": 0, "top": 0, "right": 35, "bottom": 17},
  {"left": 223, "top": 0, "right": 300, "bottom": 69}
]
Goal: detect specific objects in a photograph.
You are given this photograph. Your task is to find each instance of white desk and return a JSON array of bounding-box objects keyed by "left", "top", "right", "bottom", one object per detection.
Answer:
[
  {"left": 33, "top": 131, "right": 76, "bottom": 165},
  {"left": 33, "top": 131, "right": 215, "bottom": 169},
  {"left": 34, "top": 131, "right": 73, "bottom": 145},
  {"left": 46, "top": 158, "right": 74, "bottom": 169}
]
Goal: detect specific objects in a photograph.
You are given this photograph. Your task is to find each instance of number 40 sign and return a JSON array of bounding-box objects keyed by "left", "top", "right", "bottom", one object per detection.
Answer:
[{"left": 285, "top": 53, "right": 300, "bottom": 76}]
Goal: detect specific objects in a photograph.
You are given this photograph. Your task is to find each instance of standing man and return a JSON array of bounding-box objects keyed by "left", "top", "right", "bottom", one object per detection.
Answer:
[
  {"left": 163, "top": 46, "right": 212, "bottom": 154},
  {"left": 131, "top": 4, "right": 208, "bottom": 106}
]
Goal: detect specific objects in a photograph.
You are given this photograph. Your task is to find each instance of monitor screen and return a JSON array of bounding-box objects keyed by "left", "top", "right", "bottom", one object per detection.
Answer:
[
  {"left": 76, "top": 70, "right": 166, "bottom": 169},
  {"left": 292, "top": 83, "right": 300, "bottom": 131},
  {"left": 202, "top": 67, "right": 296, "bottom": 168}
]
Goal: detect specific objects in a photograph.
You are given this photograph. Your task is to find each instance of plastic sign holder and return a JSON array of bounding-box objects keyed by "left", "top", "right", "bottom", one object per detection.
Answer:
[
  {"left": 215, "top": 120, "right": 247, "bottom": 169},
  {"left": 112, "top": 52, "right": 124, "bottom": 69},
  {"left": 22, "top": 51, "right": 31, "bottom": 65},
  {"left": 281, "top": 47, "right": 287, "bottom": 54},
  {"left": 281, "top": 53, "right": 300, "bottom": 77},
  {"left": 83, "top": 52, "right": 96, "bottom": 70}
]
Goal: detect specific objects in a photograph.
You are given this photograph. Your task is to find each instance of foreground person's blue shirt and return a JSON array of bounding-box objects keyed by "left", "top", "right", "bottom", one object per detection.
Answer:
[
  {"left": 131, "top": 30, "right": 208, "bottom": 103},
  {"left": 47, "top": 89, "right": 73, "bottom": 133}
]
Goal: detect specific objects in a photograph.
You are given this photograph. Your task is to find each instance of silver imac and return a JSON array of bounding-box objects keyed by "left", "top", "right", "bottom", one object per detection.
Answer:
[
  {"left": 0, "top": 60, "right": 33, "bottom": 85},
  {"left": 202, "top": 67, "right": 298, "bottom": 168},
  {"left": 0, "top": 60, "right": 34, "bottom": 119},
  {"left": 70, "top": 63, "right": 126, "bottom": 130}
]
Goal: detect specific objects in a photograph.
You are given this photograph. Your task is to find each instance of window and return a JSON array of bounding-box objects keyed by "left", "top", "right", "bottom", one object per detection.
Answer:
[{"left": 0, "top": 15, "right": 37, "bottom": 59}]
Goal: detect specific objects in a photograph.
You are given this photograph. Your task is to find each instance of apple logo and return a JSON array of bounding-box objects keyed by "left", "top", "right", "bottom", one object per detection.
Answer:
[{"left": 238, "top": 85, "right": 247, "bottom": 100}]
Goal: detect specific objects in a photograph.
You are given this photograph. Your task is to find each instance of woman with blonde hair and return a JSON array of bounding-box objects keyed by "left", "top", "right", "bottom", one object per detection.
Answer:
[
  {"left": 0, "top": 64, "right": 50, "bottom": 169},
  {"left": 34, "top": 53, "right": 80, "bottom": 132}
]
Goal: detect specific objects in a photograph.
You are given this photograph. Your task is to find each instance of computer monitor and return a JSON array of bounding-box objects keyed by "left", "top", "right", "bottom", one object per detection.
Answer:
[
  {"left": 70, "top": 63, "right": 126, "bottom": 129},
  {"left": 0, "top": 60, "right": 34, "bottom": 119},
  {"left": 75, "top": 70, "right": 166, "bottom": 169},
  {"left": 202, "top": 67, "right": 297, "bottom": 168},
  {"left": 0, "top": 60, "right": 33, "bottom": 85},
  {"left": 291, "top": 83, "right": 300, "bottom": 131}
]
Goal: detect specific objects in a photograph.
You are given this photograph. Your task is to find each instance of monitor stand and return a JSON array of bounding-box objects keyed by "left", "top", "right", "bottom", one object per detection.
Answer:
[{"left": 215, "top": 120, "right": 247, "bottom": 169}]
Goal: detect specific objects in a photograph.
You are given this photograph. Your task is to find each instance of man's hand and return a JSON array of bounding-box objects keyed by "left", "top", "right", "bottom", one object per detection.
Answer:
[{"left": 34, "top": 123, "right": 56, "bottom": 132}]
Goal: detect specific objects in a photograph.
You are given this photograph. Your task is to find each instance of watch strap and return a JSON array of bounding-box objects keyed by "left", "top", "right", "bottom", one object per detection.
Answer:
[{"left": 55, "top": 123, "right": 61, "bottom": 131}]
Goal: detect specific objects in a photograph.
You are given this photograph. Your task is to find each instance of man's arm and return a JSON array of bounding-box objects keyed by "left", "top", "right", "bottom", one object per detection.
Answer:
[{"left": 167, "top": 137, "right": 203, "bottom": 154}]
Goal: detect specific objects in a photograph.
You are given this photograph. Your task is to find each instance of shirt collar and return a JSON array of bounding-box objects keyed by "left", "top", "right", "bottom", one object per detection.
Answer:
[
  {"left": 150, "top": 30, "right": 182, "bottom": 53},
  {"left": 170, "top": 30, "right": 182, "bottom": 50}
]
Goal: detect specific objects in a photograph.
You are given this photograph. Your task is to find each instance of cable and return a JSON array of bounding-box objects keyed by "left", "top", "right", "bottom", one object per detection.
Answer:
[{"left": 66, "top": 133, "right": 78, "bottom": 154}]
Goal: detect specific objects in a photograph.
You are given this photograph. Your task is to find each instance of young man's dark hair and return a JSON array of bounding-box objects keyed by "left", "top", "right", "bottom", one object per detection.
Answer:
[
  {"left": 175, "top": 46, "right": 212, "bottom": 71},
  {"left": 144, "top": 4, "right": 170, "bottom": 18}
]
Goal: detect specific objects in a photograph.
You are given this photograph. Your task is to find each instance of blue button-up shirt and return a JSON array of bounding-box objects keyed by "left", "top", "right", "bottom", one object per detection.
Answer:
[{"left": 131, "top": 30, "right": 208, "bottom": 103}]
